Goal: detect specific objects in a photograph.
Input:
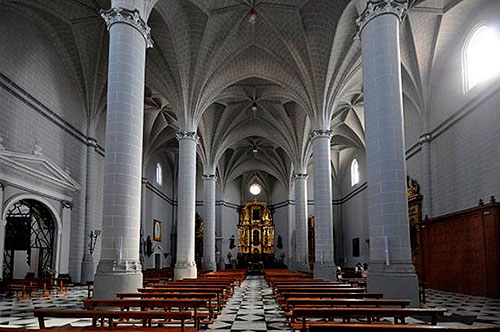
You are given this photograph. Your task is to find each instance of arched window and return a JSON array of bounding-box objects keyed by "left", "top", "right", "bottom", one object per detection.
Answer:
[
  {"left": 155, "top": 163, "right": 163, "bottom": 187},
  {"left": 351, "top": 159, "right": 360, "bottom": 187},
  {"left": 464, "top": 25, "right": 500, "bottom": 91}
]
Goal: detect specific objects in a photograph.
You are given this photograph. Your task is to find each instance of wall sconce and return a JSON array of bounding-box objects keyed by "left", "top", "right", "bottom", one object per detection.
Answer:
[{"left": 89, "top": 230, "right": 101, "bottom": 255}]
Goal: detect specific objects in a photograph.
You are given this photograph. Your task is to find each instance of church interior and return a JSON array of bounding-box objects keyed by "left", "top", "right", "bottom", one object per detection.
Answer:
[{"left": 0, "top": 0, "right": 500, "bottom": 330}]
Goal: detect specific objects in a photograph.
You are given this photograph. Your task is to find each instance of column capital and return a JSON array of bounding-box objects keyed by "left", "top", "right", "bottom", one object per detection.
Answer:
[
  {"left": 356, "top": 0, "right": 407, "bottom": 36},
  {"left": 419, "top": 133, "right": 432, "bottom": 144},
  {"left": 310, "top": 129, "right": 333, "bottom": 141},
  {"left": 101, "top": 7, "right": 153, "bottom": 48},
  {"left": 202, "top": 174, "right": 217, "bottom": 181},
  {"left": 293, "top": 173, "right": 308, "bottom": 180},
  {"left": 176, "top": 131, "right": 198, "bottom": 142}
]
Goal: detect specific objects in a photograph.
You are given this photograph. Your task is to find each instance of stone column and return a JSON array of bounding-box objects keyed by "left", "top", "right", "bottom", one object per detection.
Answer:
[
  {"left": 311, "top": 130, "right": 336, "bottom": 280},
  {"left": 58, "top": 201, "right": 72, "bottom": 276},
  {"left": 287, "top": 188, "right": 295, "bottom": 269},
  {"left": 0, "top": 183, "right": 5, "bottom": 280},
  {"left": 294, "top": 174, "right": 310, "bottom": 271},
  {"left": 419, "top": 133, "right": 433, "bottom": 217},
  {"left": 140, "top": 177, "right": 147, "bottom": 266},
  {"left": 202, "top": 174, "right": 216, "bottom": 271},
  {"left": 357, "top": 0, "right": 419, "bottom": 305},
  {"left": 174, "top": 132, "right": 198, "bottom": 279},
  {"left": 81, "top": 137, "right": 99, "bottom": 283},
  {"left": 94, "top": 6, "right": 152, "bottom": 299}
]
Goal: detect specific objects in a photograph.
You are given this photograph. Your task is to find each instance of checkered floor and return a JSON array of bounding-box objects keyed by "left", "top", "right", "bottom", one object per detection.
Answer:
[{"left": 0, "top": 277, "right": 499, "bottom": 330}]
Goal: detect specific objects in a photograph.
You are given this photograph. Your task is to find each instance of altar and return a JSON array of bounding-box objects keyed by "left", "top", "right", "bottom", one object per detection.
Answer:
[{"left": 237, "top": 200, "right": 275, "bottom": 269}]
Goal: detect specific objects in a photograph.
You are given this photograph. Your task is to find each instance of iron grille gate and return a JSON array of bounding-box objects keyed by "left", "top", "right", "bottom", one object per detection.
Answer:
[{"left": 3, "top": 200, "right": 55, "bottom": 279}]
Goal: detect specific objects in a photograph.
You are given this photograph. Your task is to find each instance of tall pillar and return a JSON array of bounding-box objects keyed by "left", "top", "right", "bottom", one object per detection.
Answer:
[
  {"left": 287, "top": 188, "right": 295, "bottom": 269},
  {"left": 94, "top": 6, "right": 152, "bottom": 299},
  {"left": 140, "top": 177, "right": 147, "bottom": 265},
  {"left": 0, "top": 183, "right": 5, "bottom": 280},
  {"left": 311, "top": 130, "right": 336, "bottom": 280},
  {"left": 174, "top": 132, "right": 198, "bottom": 279},
  {"left": 357, "top": 0, "right": 419, "bottom": 305},
  {"left": 81, "top": 137, "right": 99, "bottom": 283},
  {"left": 293, "top": 174, "right": 309, "bottom": 271},
  {"left": 202, "top": 174, "right": 216, "bottom": 271},
  {"left": 419, "top": 133, "right": 433, "bottom": 217}
]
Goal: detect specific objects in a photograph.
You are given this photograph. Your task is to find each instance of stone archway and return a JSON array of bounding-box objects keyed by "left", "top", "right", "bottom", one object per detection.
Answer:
[{"left": 3, "top": 200, "right": 57, "bottom": 279}]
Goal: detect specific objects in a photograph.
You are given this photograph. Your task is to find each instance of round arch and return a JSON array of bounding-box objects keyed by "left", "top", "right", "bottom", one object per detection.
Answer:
[{"left": 1, "top": 193, "right": 63, "bottom": 279}]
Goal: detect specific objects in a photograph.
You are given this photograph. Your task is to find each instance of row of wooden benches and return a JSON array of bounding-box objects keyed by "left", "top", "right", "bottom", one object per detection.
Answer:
[
  {"left": 264, "top": 269, "right": 500, "bottom": 332},
  {"left": 30, "top": 270, "right": 247, "bottom": 331},
  {"left": 0, "top": 276, "right": 72, "bottom": 300}
]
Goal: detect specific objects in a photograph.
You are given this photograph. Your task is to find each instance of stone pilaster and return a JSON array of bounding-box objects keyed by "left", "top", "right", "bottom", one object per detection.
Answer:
[
  {"left": 293, "top": 173, "right": 310, "bottom": 271},
  {"left": 287, "top": 188, "right": 295, "bottom": 269},
  {"left": 94, "top": 6, "right": 151, "bottom": 299},
  {"left": 419, "top": 133, "right": 433, "bottom": 217},
  {"left": 311, "top": 130, "right": 336, "bottom": 280},
  {"left": 357, "top": 0, "right": 419, "bottom": 306},
  {"left": 81, "top": 137, "right": 99, "bottom": 283},
  {"left": 174, "top": 131, "right": 198, "bottom": 279},
  {"left": 202, "top": 174, "right": 217, "bottom": 271},
  {"left": 0, "top": 183, "right": 5, "bottom": 280}
]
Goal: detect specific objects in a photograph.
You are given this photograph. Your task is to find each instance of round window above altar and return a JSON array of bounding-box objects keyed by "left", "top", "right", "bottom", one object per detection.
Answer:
[{"left": 249, "top": 184, "right": 261, "bottom": 196}]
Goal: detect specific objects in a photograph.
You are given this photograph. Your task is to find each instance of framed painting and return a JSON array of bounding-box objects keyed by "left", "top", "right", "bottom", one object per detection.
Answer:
[{"left": 153, "top": 219, "right": 161, "bottom": 242}]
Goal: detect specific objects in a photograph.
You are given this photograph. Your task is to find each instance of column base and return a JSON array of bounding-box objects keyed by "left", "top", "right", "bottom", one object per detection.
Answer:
[
  {"left": 174, "top": 263, "right": 197, "bottom": 280},
  {"left": 93, "top": 259, "right": 142, "bottom": 299},
  {"left": 201, "top": 261, "right": 216, "bottom": 272},
  {"left": 313, "top": 262, "right": 337, "bottom": 281},
  {"left": 295, "top": 262, "right": 310, "bottom": 272},
  {"left": 81, "top": 255, "right": 95, "bottom": 283},
  {"left": 367, "top": 262, "right": 419, "bottom": 307}
]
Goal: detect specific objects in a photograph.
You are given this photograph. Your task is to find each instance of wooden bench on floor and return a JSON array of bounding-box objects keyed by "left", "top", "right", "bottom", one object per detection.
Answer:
[
  {"left": 308, "top": 323, "right": 500, "bottom": 331},
  {"left": 84, "top": 298, "right": 213, "bottom": 328},
  {"left": 291, "top": 307, "right": 447, "bottom": 332},
  {"left": 33, "top": 308, "right": 194, "bottom": 331}
]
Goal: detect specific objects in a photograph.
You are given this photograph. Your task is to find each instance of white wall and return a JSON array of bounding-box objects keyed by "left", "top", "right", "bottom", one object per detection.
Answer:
[
  {"left": 270, "top": 181, "right": 290, "bottom": 263},
  {"left": 0, "top": 9, "right": 91, "bottom": 281},
  {"left": 142, "top": 155, "right": 175, "bottom": 269}
]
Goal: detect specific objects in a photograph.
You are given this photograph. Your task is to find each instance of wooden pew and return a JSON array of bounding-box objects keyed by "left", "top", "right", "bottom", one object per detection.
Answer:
[
  {"left": 285, "top": 298, "right": 411, "bottom": 311},
  {"left": 282, "top": 298, "right": 411, "bottom": 322},
  {"left": 138, "top": 288, "right": 223, "bottom": 310},
  {"left": 278, "top": 292, "right": 384, "bottom": 308},
  {"left": 291, "top": 307, "right": 447, "bottom": 332},
  {"left": 116, "top": 292, "right": 218, "bottom": 316},
  {"left": 0, "top": 279, "right": 39, "bottom": 299},
  {"left": 148, "top": 283, "right": 232, "bottom": 299},
  {"left": 308, "top": 324, "right": 500, "bottom": 331},
  {"left": 83, "top": 298, "right": 211, "bottom": 329},
  {"left": 33, "top": 308, "right": 194, "bottom": 331}
]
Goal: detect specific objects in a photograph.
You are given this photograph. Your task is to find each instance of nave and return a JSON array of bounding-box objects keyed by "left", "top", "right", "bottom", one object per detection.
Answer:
[{"left": 0, "top": 271, "right": 499, "bottom": 331}]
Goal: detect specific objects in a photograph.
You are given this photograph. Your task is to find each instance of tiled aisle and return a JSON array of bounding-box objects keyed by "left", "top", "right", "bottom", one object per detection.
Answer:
[
  {"left": 0, "top": 277, "right": 499, "bottom": 330},
  {"left": 204, "top": 275, "right": 290, "bottom": 331},
  {"left": 0, "top": 286, "right": 89, "bottom": 329}
]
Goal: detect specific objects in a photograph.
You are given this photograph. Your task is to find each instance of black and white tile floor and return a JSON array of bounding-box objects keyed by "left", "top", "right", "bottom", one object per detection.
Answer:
[
  {"left": 203, "top": 275, "right": 289, "bottom": 332},
  {"left": 0, "top": 276, "right": 499, "bottom": 330}
]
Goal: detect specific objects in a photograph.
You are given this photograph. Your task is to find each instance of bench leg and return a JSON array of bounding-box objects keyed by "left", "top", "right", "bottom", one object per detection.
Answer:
[{"left": 37, "top": 317, "right": 45, "bottom": 329}]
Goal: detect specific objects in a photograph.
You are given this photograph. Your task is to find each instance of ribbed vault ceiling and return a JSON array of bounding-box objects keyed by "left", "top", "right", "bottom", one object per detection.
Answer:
[{"left": 0, "top": 0, "right": 490, "bottom": 189}]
